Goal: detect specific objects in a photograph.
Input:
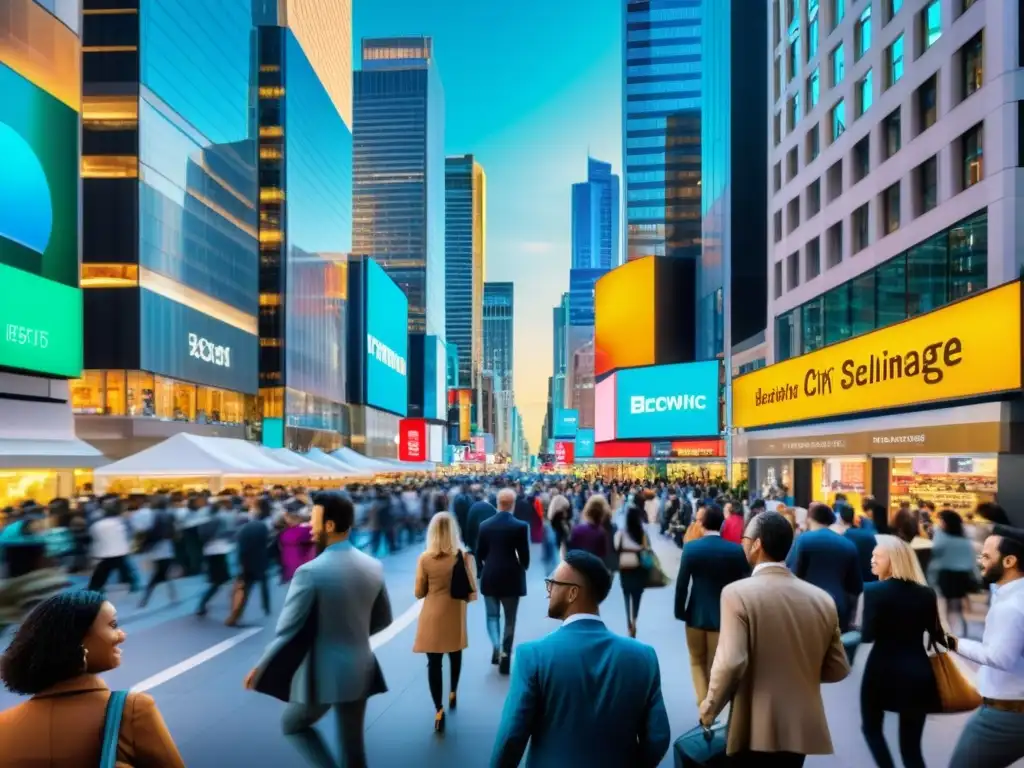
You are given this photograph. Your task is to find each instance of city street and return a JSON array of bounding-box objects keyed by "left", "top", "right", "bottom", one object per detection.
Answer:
[{"left": 0, "top": 537, "right": 978, "bottom": 767}]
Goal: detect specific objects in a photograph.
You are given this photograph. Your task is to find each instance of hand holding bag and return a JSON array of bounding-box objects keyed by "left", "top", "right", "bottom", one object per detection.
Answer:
[
  {"left": 640, "top": 535, "right": 671, "bottom": 588},
  {"left": 449, "top": 550, "right": 474, "bottom": 601},
  {"left": 930, "top": 640, "right": 982, "bottom": 713},
  {"left": 672, "top": 721, "right": 728, "bottom": 767},
  {"left": 100, "top": 690, "right": 128, "bottom": 768}
]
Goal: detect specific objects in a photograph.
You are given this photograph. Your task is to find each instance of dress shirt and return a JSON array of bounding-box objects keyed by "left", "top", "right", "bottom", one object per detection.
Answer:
[
  {"left": 955, "top": 577, "right": 1024, "bottom": 699},
  {"left": 703, "top": 530, "right": 721, "bottom": 537},
  {"left": 752, "top": 561, "right": 789, "bottom": 577},
  {"left": 562, "top": 613, "right": 603, "bottom": 627}
]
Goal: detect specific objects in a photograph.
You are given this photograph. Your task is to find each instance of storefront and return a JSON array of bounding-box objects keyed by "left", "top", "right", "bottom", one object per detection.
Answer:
[{"left": 732, "top": 281, "right": 1024, "bottom": 525}]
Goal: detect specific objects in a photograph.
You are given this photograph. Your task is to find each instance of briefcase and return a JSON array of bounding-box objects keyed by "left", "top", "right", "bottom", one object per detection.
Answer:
[{"left": 673, "top": 722, "right": 728, "bottom": 767}]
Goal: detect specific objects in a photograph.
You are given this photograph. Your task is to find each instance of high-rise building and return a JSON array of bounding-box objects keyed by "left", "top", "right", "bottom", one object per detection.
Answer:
[
  {"left": 767, "top": 0, "right": 1001, "bottom": 365},
  {"left": 572, "top": 157, "right": 620, "bottom": 270},
  {"left": 698, "top": 0, "right": 768, "bottom": 361},
  {"left": 483, "top": 282, "right": 514, "bottom": 393},
  {"left": 623, "top": 0, "right": 703, "bottom": 262},
  {"left": 75, "top": 1, "right": 264, "bottom": 458},
  {"left": 552, "top": 292, "right": 569, "bottom": 411},
  {"left": 445, "top": 154, "right": 486, "bottom": 388},
  {"left": 354, "top": 37, "right": 446, "bottom": 338}
]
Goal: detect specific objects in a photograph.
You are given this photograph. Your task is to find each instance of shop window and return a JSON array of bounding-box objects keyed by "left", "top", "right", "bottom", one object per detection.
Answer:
[
  {"left": 850, "top": 270, "right": 876, "bottom": 334},
  {"left": 907, "top": 233, "right": 949, "bottom": 316},
  {"left": 801, "top": 296, "right": 824, "bottom": 353},
  {"left": 890, "top": 456, "right": 996, "bottom": 516},
  {"left": 824, "top": 282, "right": 851, "bottom": 344},
  {"left": 71, "top": 371, "right": 106, "bottom": 415},
  {"left": 104, "top": 371, "right": 127, "bottom": 416},
  {"left": 197, "top": 386, "right": 245, "bottom": 425},
  {"left": 949, "top": 210, "right": 988, "bottom": 299},
  {"left": 817, "top": 458, "right": 867, "bottom": 509},
  {"left": 127, "top": 371, "right": 155, "bottom": 417},
  {"left": 876, "top": 254, "right": 908, "bottom": 328}
]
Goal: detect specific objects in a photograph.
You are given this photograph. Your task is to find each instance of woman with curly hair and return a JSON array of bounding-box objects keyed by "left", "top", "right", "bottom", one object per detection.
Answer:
[{"left": 0, "top": 590, "right": 184, "bottom": 767}]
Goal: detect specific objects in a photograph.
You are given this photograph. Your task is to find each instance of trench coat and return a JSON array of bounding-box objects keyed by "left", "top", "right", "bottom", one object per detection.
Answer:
[{"left": 412, "top": 551, "right": 477, "bottom": 654}]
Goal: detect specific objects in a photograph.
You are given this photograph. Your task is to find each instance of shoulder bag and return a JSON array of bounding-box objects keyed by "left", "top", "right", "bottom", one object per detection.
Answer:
[
  {"left": 449, "top": 550, "right": 473, "bottom": 601},
  {"left": 640, "top": 535, "right": 671, "bottom": 589},
  {"left": 929, "top": 639, "right": 982, "bottom": 713},
  {"left": 100, "top": 690, "right": 128, "bottom": 768}
]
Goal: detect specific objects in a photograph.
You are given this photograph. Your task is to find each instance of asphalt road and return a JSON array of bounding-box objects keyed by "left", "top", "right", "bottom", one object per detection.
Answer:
[{"left": 0, "top": 537, "right": 983, "bottom": 767}]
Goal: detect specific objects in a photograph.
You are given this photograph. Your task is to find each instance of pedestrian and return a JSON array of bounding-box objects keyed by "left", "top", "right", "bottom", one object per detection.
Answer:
[
  {"left": 928, "top": 509, "right": 981, "bottom": 637},
  {"left": 614, "top": 501, "right": 648, "bottom": 638},
  {"left": 246, "top": 491, "right": 393, "bottom": 768},
  {"left": 278, "top": 505, "right": 315, "bottom": 583},
  {"left": 947, "top": 524, "right": 1024, "bottom": 768},
  {"left": 464, "top": 489, "right": 497, "bottom": 555},
  {"left": 858, "top": 534, "right": 943, "bottom": 768},
  {"left": 195, "top": 497, "right": 237, "bottom": 618},
  {"left": 547, "top": 492, "right": 573, "bottom": 558},
  {"left": 476, "top": 487, "right": 531, "bottom": 674},
  {"left": 568, "top": 495, "right": 610, "bottom": 559},
  {"left": 86, "top": 498, "right": 138, "bottom": 594},
  {"left": 137, "top": 495, "right": 179, "bottom": 609},
  {"left": 720, "top": 501, "right": 745, "bottom": 544},
  {"left": 683, "top": 502, "right": 706, "bottom": 546},
  {"left": 699, "top": 510, "right": 850, "bottom": 766},
  {"left": 0, "top": 590, "right": 185, "bottom": 766},
  {"left": 839, "top": 502, "right": 878, "bottom": 584},
  {"left": 226, "top": 497, "right": 273, "bottom": 627},
  {"left": 490, "top": 549, "right": 670, "bottom": 767},
  {"left": 413, "top": 511, "right": 477, "bottom": 732}
]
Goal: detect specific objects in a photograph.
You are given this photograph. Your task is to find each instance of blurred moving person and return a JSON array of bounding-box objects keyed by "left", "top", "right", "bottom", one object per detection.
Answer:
[
  {"left": 568, "top": 495, "right": 610, "bottom": 559},
  {"left": 86, "top": 498, "right": 138, "bottom": 594},
  {"left": 614, "top": 502, "right": 648, "bottom": 638},
  {"left": 226, "top": 498, "right": 273, "bottom": 627},
  {"left": 136, "top": 496, "right": 179, "bottom": 609},
  {"left": 928, "top": 509, "right": 981, "bottom": 637}
]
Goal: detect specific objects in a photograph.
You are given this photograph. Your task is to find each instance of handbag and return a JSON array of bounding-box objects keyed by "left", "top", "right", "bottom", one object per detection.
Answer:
[
  {"left": 641, "top": 536, "right": 671, "bottom": 589},
  {"left": 673, "top": 721, "right": 728, "bottom": 767},
  {"left": 930, "top": 643, "right": 982, "bottom": 713},
  {"left": 100, "top": 690, "right": 128, "bottom": 768},
  {"left": 449, "top": 550, "right": 473, "bottom": 601}
]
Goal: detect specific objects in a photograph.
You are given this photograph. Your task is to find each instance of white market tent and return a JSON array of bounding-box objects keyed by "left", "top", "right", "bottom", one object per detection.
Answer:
[
  {"left": 331, "top": 446, "right": 401, "bottom": 473},
  {"left": 257, "top": 446, "right": 356, "bottom": 480},
  {"left": 305, "top": 447, "right": 365, "bottom": 475},
  {"left": 374, "top": 456, "right": 436, "bottom": 473}
]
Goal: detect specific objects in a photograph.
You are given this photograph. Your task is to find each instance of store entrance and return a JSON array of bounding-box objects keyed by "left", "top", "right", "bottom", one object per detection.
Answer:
[{"left": 889, "top": 455, "right": 997, "bottom": 515}]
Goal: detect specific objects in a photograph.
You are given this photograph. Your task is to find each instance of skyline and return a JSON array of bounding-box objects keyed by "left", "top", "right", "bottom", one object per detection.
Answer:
[{"left": 354, "top": 0, "right": 621, "bottom": 449}]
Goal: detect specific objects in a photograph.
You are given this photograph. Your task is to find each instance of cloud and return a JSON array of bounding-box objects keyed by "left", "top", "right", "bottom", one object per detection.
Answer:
[{"left": 520, "top": 241, "right": 555, "bottom": 255}]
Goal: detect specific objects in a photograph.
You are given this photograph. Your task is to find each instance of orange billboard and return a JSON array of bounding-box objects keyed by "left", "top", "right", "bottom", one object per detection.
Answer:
[{"left": 595, "top": 257, "right": 656, "bottom": 376}]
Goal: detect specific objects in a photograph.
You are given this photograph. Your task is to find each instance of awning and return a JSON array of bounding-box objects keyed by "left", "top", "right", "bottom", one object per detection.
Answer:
[
  {"left": 93, "top": 433, "right": 301, "bottom": 479},
  {"left": 305, "top": 448, "right": 365, "bottom": 475},
  {"left": 0, "top": 437, "right": 108, "bottom": 470},
  {"left": 259, "top": 447, "right": 357, "bottom": 479},
  {"left": 331, "top": 447, "right": 404, "bottom": 473}
]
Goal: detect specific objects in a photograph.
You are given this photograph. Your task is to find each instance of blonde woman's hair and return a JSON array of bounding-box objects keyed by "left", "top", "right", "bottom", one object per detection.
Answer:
[
  {"left": 874, "top": 534, "right": 926, "bottom": 584},
  {"left": 425, "top": 511, "right": 462, "bottom": 557},
  {"left": 582, "top": 494, "right": 610, "bottom": 525}
]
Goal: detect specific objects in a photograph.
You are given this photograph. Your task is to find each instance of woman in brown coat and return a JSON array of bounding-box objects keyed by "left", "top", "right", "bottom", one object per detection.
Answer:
[{"left": 413, "top": 511, "right": 477, "bottom": 733}]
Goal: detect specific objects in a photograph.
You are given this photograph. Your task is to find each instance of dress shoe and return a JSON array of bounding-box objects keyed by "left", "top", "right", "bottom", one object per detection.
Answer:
[{"left": 499, "top": 654, "right": 511, "bottom": 675}]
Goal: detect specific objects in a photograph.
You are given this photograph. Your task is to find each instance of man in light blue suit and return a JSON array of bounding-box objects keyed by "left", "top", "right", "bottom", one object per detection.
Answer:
[{"left": 490, "top": 549, "right": 670, "bottom": 768}]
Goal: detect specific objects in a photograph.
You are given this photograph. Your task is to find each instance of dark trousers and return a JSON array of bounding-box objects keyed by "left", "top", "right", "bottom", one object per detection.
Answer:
[
  {"left": 426, "top": 651, "right": 462, "bottom": 711},
  {"left": 731, "top": 752, "right": 805, "bottom": 767},
  {"left": 227, "top": 573, "right": 270, "bottom": 624},
  {"left": 861, "top": 700, "right": 927, "bottom": 768},
  {"left": 484, "top": 596, "right": 520, "bottom": 655},
  {"left": 620, "top": 568, "right": 646, "bottom": 625},
  {"left": 197, "top": 553, "right": 231, "bottom": 613},
  {"left": 87, "top": 556, "right": 137, "bottom": 593},
  {"left": 282, "top": 699, "right": 367, "bottom": 768},
  {"left": 141, "top": 557, "right": 177, "bottom": 606}
]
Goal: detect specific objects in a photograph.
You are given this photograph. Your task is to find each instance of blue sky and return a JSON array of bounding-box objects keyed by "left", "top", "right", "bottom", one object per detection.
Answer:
[{"left": 355, "top": 0, "right": 622, "bottom": 449}]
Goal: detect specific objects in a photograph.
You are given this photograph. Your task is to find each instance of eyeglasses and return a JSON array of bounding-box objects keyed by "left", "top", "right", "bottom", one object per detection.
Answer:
[{"left": 544, "top": 578, "right": 581, "bottom": 594}]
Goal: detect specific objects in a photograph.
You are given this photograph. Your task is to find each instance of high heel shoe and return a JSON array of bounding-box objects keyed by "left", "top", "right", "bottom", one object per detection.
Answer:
[
  {"left": 449, "top": 692, "right": 457, "bottom": 711},
  {"left": 434, "top": 710, "right": 446, "bottom": 733}
]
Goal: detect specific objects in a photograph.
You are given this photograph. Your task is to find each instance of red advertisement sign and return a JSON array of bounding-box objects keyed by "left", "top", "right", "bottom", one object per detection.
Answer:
[
  {"left": 399, "top": 418, "right": 427, "bottom": 461},
  {"left": 554, "top": 441, "right": 575, "bottom": 465}
]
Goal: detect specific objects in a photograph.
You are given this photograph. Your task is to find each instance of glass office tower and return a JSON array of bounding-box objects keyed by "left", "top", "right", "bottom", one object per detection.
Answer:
[
  {"left": 354, "top": 37, "right": 446, "bottom": 338},
  {"left": 623, "top": 0, "right": 702, "bottom": 262},
  {"left": 572, "top": 157, "right": 620, "bottom": 270},
  {"left": 483, "top": 281, "right": 513, "bottom": 393},
  {"left": 445, "top": 154, "right": 486, "bottom": 389}
]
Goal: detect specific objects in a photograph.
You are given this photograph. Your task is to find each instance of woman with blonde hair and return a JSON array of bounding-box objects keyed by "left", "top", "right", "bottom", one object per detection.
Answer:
[
  {"left": 857, "top": 534, "right": 944, "bottom": 768},
  {"left": 413, "top": 511, "right": 477, "bottom": 733}
]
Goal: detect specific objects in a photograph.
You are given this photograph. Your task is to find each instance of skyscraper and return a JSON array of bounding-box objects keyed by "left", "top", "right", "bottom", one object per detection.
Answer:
[
  {"left": 445, "top": 155, "right": 487, "bottom": 388},
  {"left": 354, "top": 37, "right": 446, "bottom": 338},
  {"left": 483, "top": 281, "right": 513, "bottom": 393},
  {"left": 572, "top": 157, "right": 620, "bottom": 270},
  {"left": 552, "top": 292, "right": 569, "bottom": 411},
  {"left": 623, "top": 0, "right": 702, "bottom": 262}
]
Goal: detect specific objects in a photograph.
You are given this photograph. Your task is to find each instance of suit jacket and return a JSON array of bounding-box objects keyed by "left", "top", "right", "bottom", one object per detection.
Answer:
[
  {"left": 253, "top": 540, "right": 393, "bottom": 705},
  {"left": 0, "top": 674, "right": 185, "bottom": 768},
  {"left": 491, "top": 618, "right": 670, "bottom": 768},
  {"left": 706, "top": 566, "right": 850, "bottom": 756},
  {"left": 236, "top": 518, "right": 270, "bottom": 577},
  {"left": 452, "top": 492, "right": 473, "bottom": 536},
  {"left": 465, "top": 500, "right": 497, "bottom": 552},
  {"left": 787, "top": 528, "right": 864, "bottom": 630},
  {"left": 674, "top": 534, "right": 751, "bottom": 631},
  {"left": 844, "top": 526, "right": 878, "bottom": 584},
  {"left": 476, "top": 511, "right": 531, "bottom": 598}
]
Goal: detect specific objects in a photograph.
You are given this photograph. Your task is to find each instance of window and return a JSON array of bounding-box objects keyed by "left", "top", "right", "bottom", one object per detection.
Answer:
[
  {"left": 774, "top": 161, "right": 783, "bottom": 192},
  {"left": 887, "top": 34, "right": 904, "bottom": 87},
  {"left": 857, "top": 70, "right": 873, "bottom": 117},
  {"left": 774, "top": 210, "right": 783, "bottom": 243},
  {"left": 831, "top": 99, "right": 846, "bottom": 140},
  {"left": 917, "top": 75, "right": 937, "bottom": 133},
  {"left": 850, "top": 271, "right": 876, "bottom": 335},
  {"left": 961, "top": 0, "right": 978, "bottom": 11},
  {"left": 855, "top": 5, "right": 872, "bottom": 60},
  {"left": 824, "top": 283, "right": 852, "bottom": 344},
  {"left": 876, "top": 255, "right": 908, "bottom": 328},
  {"left": 788, "top": 93, "right": 801, "bottom": 131},
  {"left": 852, "top": 203, "right": 869, "bottom": 253},
  {"left": 827, "top": 159, "right": 843, "bottom": 202},
  {"left": 827, "top": 220, "right": 843, "bottom": 266},
  {"left": 882, "top": 182, "right": 901, "bottom": 234},
  {"left": 807, "top": 123, "right": 821, "bottom": 160},
  {"left": 886, "top": 0, "right": 903, "bottom": 23},
  {"left": 775, "top": 311, "right": 796, "bottom": 361},
  {"left": 789, "top": 38, "right": 799, "bottom": 81},
  {"left": 808, "top": 177, "right": 822, "bottom": 217},
  {"left": 802, "top": 297, "right": 824, "bottom": 353},
  {"left": 907, "top": 234, "right": 948, "bottom": 316},
  {"left": 808, "top": 66, "right": 820, "bottom": 109},
  {"left": 774, "top": 111, "right": 782, "bottom": 145},
  {"left": 949, "top": 210, "right": 988, "bottom": 299},
  {"left": 832, "top": 0, "right": 845, "bottom": 31},
  {"left": 808, "top": 17, "right": 819, "bottom": 60},
  {"left": 787, "top": 147, "right": 799, "bottom": 180},
  {"left": 962, "top": 123, "right": 984, "bottom": 188},
  {"left": 774, "top": 260, "right": 784, "bottom": 298},
  {"left": 806, "top": 236, "right": 821, "bottom": 278},
  {"left": 961, "top": 33, "right": 983, "bottom": 98},
  {"left": 883, "top": 108, "right": 901, "bottom": 159},
  {"left": 831, "top": 42, "right": 845, "bottom": 85},
  {"left": 916, "top": 155, "right": 938, "bottom": 214},
  {"left": 787, "top": 195, "right": 801, "bottom": 233},
  {"left": 787, "top": 251, "right": 801, "bottom": 290},
  {"left": 774, "top": 0, "right": 781, "bottom": 45},
  {"left": 773, "top": 56, "right": 782, "bottom": 102},
  {"left": 922, "top": 1, "right": 941, "bottom": 50},
  {"left": 853, "top": 136, "right": 870, "bottom": 182}
]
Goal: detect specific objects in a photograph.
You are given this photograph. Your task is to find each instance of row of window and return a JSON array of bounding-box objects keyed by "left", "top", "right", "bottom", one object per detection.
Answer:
[{"left": 774, "top": 209, "right": 987, "bottom": 362}]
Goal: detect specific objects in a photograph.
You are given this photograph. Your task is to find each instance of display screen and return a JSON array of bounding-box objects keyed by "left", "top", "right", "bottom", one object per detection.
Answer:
[
  {"left": 0, "top": 61, "right": 81, "bottom": 378},
  {"left": 595, "top": 258, "right": 655, "bottom": 376},
  {"left": 555, "top": 441, "right": 575, "bottom": 465},
  {"left": 365, "top": 258, "right": 408, "bottom": 416},
  {"left": 614, "top": 360, "right": 720, "bottom": 439},
  {"left": 423, "top": 334, "right": 446, "bottom": 421},
  {"left": 554, "top": 408, "right": 579, "bottom": 438},
  {"left": 575, "top": 428, "right": 595, "bottom": 459},
  {"left": 594, "top": 376, "right": 616, "bottom": 443},
  {"left": 399, "top": 418, "right": 427, "bottom": 462}
]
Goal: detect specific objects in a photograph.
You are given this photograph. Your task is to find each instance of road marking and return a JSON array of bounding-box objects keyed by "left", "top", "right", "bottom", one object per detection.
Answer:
[{"left": 372, "top": 599, "right": 423, "bottom": 650}]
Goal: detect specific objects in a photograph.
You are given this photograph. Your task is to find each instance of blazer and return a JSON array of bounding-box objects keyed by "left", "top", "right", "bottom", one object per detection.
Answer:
[
  {"left": 843, "top": 526, "right": 878, "bottom": 584},
  {"left": 567, "top": 522, "right": 608, "bottom": 558},
  {"left": 490, "top": 618, "right": 670, "bottom": 768},
  {"left": 476, "top": 511, "right": 531, "bottom": 598},
  {"left": 413, "top": 551, "right": 478, "bottom": 654},
  {"left": 674, "top": 534, "right": 751, "bottom": 631},
  {"left": 236, "top": 518, "right": 270, "bottom": 577},
  {"left": 465, "top": 500, "right": 497, "bottom": 553},
  {"left": 253, "top": 540, "right": 393, "bottom": 705},
  {"left": 787, "top": 528, "right": 864, "bottom": 630},
  {"left": 705, "top": 566, "right": 850, "bottom": 756},
  {"left": 0, "top": 674, "right": 185, "bottom": 767}
]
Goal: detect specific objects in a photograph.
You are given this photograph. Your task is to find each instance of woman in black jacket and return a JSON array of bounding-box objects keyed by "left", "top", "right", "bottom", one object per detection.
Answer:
[{"left": 859, "top": 534, "right": 945, "bottom": 768}]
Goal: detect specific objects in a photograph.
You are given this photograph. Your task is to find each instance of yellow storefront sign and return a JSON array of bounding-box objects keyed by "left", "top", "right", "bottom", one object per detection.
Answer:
[{"left": 733, "top": 281, "right": 1022, "bottom": 430}]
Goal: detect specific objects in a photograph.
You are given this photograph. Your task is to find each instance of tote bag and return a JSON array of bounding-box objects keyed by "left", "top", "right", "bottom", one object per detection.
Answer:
[
  {"left": 930, "top": 646, "right": 982, "bottom": 714},
  {"left": 449, "top": 551, "right": 473, "bottom": 601}
]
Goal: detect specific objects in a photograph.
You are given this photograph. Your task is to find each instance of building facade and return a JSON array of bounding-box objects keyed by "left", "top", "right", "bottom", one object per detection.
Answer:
[
  {"left": 445, "top": 154, "right": 486, "bottom": 389},
  {"left": 572, "top": 157, "right": 620, "bottom": 270},
  {"left": 483, "top": 281, "right": 514, "bottom": 393},
  {"left": 623, "top": 0, "right": 703, "bottom": 262},
  {"left": 354, "top": 37, "right": 446, "bottom": 338}
]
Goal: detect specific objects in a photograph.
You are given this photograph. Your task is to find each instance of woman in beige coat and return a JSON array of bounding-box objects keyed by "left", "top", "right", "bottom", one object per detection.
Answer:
[{"left": 413, "top": 511, "right": 477, "bottom": 733}]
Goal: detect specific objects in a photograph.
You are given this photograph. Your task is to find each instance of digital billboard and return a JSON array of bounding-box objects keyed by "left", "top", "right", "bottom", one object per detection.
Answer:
[
  {"left": 594, "top": 376, "right": 616, "bottom": 443},
  {"left": 0, "top": 56, "right": 81, "bottom": 378},
  {"left": 554, "top": 408, "right": 579, "bottom": 438},
  {"left": 365, "top": 258, "right": 409, "bottom": 416},
  {"left": 554, "top": 441, "right": 575, "bottom": 465},
  {"left": 399, "top": 418, "right": 427, "bottom": 462},
  {"left": 612, "top": 360, "right": 720, "bottom": 440},
  {"left": 423, "top": 334, "right": 446, "bottom": 421},
  {"left": 575, "top": 428, "right": 595, "bottom": 459}
]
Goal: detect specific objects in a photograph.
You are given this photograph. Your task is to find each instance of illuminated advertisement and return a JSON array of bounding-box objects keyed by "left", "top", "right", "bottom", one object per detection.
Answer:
[
  {"left": 423, "top": 334, "right": 446, "bottom": 421},
  {"left": 575, "top": 428, "right": 595, "bottom": 458},
  {"left": 365, "top": 258, "right": 409, "bottom": 416},
  {"left": 554, "top": 408, "right": 579, "bottom": 438},
  {"left": 0, "top": 54, "right": 81, "bottom": 378},
  {"left": 448, "top": 387, "right": 473, "bottom": 442},
  {"left": 555, "top": 441, "right": 575, "bottom": 465},
  {"left": 602, "top": 360, "right": 720, "bottom": 440},
  {"left": 399, "top": 418, "right": 427, "bottom": 462},
  {"left": 595, "top": 376, "right": 616, "bottom": 443}
]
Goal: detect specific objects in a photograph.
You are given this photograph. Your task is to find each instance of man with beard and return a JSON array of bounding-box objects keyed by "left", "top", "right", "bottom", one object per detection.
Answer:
[
  {"left": 490, "top": 550, "right": 670, "bottom": 767},
  {"left": 947, "top": 525, "right": 1024, "bottom": 768}
]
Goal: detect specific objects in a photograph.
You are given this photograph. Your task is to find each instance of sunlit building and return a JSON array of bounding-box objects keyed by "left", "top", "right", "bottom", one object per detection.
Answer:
[
  {"left": 482, "top": 282, "right": 514, "bottom": 394},
  {"left": 445, "top": 154, "right": 486, "bottom": 389},
  {"left": 572, "top": 157, "right": 620, "bottom": 270}
]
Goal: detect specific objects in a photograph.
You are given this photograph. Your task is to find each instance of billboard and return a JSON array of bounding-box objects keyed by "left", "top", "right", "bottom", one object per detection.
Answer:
[
  {"left": 447, "top": 387, "right": 473, "bottom": 442},
  {"left": 399, "top": 418, "right": 427, "bottom": 462},
  {"left": 594, "top": 376, "right": 616, "bottom": 443},
  {"left": 575, "top": 428, "right": 595, "bottom": 458},
  {"left": 0, "top": 54, "right": 81, "bottom": 378},
  {"left": 733, "top": 281, "right": 1023, "bottom": 429},
  {"left": 554, "top": 408, "right": 579, "bottom": 438},
  {"left": 423, "top": 334, "right": 446, "bottom": 420},
  {"left": 365, "top": 258, "right": 409, "bottom": 416},
  {"left": 554, "top": 441, "right": 575, "bottom": 465}
]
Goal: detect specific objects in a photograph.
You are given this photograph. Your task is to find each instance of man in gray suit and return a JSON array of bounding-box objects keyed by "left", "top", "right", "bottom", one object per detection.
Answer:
[{"left": 245, "top": 491, "right": 393, "bottom": 768}]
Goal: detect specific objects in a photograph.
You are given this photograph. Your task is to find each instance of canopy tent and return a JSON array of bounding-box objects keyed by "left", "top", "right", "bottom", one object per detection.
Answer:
[
  {"left": 330, "top": 447, "right": 401, "bottom": 473},
  {"left": 257, "top": 447, "right": 356, "bottom": 479},
  {"left": 0, "top": 437, "right": 107, "bottom": 470},
  {"left": 304, "top": 448, "right": 365, "bottom": 475},
  {"left": 374, "top": 456, "right": 436, "bottom": 473}
]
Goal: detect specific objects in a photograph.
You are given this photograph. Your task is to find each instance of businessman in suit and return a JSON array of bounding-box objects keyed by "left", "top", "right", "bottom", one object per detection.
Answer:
[
  {"left": 476, "top": 487, "right": 531, "bottom": 673},
  {"left": 787, "top": 502, "right": 864, "bottom": 630},
  {"left": 491, "top": 549, "right": 670, "bottom": 768},
  {"left": 464, "top": 487, "right": 497, "bottom": 554},
  {"left": 674, "top": 503, "right": 751, "bottom": 702},
  {"left": 245, "top": 491, "right": 393, "bottom": 768},
  {"left": 837, "top": 502, "right": 877, "bottom": 584}
]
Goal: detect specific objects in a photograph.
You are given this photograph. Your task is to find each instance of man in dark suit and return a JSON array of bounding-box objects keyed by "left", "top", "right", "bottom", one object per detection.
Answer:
[
  {"left": 451, "top": 483, "right": 473, "bottom": 538},
  {"left": 787, "top": 502, "right": 864, "bottom": 631},
  {"left": 838, "top": 503, "right": 877, "bottom": 584},
  {"left": 465, "top": 488, "right": 497, "bottom": 554},
  {"left": 491, "top": 550, "right": 670, "bottom": 767},
  {"left": 674, "top": 503, "right": 750, "bottom": 703},
  {"left": 477, "top": 487, "right": 531, "bottom": 673}
]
